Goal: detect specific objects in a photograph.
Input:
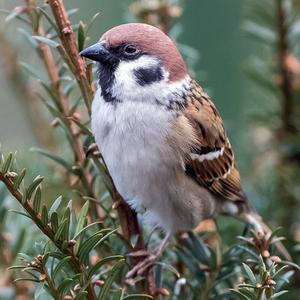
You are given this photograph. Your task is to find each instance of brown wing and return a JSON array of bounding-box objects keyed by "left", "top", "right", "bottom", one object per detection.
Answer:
[{"left": 183, "top": 80, "right": 246, "bottom": 202}]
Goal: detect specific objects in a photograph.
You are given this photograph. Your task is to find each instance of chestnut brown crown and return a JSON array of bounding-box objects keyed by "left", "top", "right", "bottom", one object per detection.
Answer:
[{"left": 101, "top": 23, "right": 188, "bottom": 82}]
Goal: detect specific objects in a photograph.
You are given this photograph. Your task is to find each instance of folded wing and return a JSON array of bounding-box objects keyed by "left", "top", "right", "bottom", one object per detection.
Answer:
[{"left": 183, "top": 80, "right": 246, "bottom": 202}]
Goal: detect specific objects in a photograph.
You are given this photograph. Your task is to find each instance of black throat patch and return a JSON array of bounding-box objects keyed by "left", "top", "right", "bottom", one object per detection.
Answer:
[
  {"left": 97, "top": 62, "right": 119, "bottom": 104},
  {"left": 134, "top": 65, "right": 164, "bottom": 86}
]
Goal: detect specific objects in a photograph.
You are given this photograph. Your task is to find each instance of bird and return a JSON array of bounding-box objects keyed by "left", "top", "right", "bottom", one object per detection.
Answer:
[{"left": 80, "top": 23, "right": 288, "bottom": 278}]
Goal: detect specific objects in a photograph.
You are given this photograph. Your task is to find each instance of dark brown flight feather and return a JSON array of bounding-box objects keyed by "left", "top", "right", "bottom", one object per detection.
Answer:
[{"left": 183, "top": 80, "right": 246, "bottom": 202}]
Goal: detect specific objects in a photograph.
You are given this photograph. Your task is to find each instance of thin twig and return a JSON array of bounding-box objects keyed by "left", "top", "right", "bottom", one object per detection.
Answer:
[
  {"left": 277, "top": 0, "right": 293, "bottom": 132},
  {"left": 47, "top": 0, "right": 94, "bottom": 114},
  {"left": 26, "top": 0, "right": 85, "bottom": 165},
  {"left": 25, "top": 0, "right": 99, "bottom": 221},
  {"left": 276, "top": 0, "right": 297, "bottom": 229}
]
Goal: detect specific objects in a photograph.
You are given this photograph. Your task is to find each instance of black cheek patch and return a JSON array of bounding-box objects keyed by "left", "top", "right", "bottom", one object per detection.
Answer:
[{"left": 134, "top": 65, "right": 164, "bottom": 86}]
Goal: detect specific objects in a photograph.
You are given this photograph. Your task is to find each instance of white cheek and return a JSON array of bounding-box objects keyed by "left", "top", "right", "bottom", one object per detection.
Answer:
[{"left": 112, "top": 55, "right": 169, "bottom": 103}]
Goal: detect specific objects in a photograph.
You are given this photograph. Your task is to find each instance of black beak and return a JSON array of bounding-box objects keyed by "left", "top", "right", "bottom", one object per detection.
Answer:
[{"left": 79, "top": 42, "right": 111, "bottom": 62}]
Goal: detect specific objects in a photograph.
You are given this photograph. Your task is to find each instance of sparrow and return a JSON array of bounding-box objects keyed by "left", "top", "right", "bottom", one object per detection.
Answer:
[{"left": 80, "top": 23, "right": 287, "bottom": 277}]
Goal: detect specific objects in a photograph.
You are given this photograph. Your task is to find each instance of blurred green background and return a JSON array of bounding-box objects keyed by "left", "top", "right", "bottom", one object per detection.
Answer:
[{"left": 1, "top": 1, "right": 300, "bottom": 299}]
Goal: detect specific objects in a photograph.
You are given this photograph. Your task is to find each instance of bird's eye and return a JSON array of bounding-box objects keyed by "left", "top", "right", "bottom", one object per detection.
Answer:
[{"left": 124, "top": 44, "right": 138, "bottom": 55}]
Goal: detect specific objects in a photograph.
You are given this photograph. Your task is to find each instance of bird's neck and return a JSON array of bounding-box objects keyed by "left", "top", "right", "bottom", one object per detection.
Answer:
[{"left": 98, "top": 63, "right": 192, "bottom": 109}]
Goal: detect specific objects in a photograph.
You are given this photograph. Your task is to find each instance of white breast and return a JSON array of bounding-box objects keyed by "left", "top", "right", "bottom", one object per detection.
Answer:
[
  {"left": 92, "top": 88, "right": 175, "bottom": 201},
  {"left": 91, "top": 88, "right": 215, "bottom": 233}
]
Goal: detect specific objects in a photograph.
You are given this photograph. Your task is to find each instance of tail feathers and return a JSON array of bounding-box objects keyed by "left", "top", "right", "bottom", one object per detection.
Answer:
[{"left": 239, "top": 212, "right": 291, "bottom": 261}]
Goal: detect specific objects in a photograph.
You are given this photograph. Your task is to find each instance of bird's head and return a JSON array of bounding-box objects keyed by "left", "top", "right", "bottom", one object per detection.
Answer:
[{"left": 80, "top": 23, "right": 190, "bottom": 106}]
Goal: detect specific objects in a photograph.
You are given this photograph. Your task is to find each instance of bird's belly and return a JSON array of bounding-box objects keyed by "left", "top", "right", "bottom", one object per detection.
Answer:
[
  {"left": 101, "top": 133, "right": 215, "bottom": 232},
  {"left": 100, "top": 117, "right": 174, "bottom": 212}
]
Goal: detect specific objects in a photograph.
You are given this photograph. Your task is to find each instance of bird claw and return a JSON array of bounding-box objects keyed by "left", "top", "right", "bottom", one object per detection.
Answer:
[
  {"left": 125, "top": 234, "right": 171, "bottom": 280},
  {"left": 125, "top": 252, "right": 158, "bottom": 279},
  {"left": 85, "top": 143, "right": 100, "bottom": 158}
]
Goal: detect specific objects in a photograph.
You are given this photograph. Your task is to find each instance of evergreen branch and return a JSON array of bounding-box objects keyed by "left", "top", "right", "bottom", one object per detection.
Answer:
[
  {"left": 25, "top": 0, "right": 88, "bottom": 169},
  {"left": 46, "top": 0, "right": 94, "bottom": 114},
  {"left": 24, "top": 0, "right": 102, "bottom": 222},
  {"left": 0, "top": 170, "right": 97, "bottom": 300}
]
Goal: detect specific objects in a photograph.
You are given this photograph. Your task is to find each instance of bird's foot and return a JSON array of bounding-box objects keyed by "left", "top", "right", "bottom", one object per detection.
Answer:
[
  {"left": 125, "top": 233, "right": 171, "bottom": 280},
  {"left": 125, "top": 250, "right": 160, "bottom": 279},
  {"left": 85, "top": 142, "right": 100, "bottom": 158}
]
